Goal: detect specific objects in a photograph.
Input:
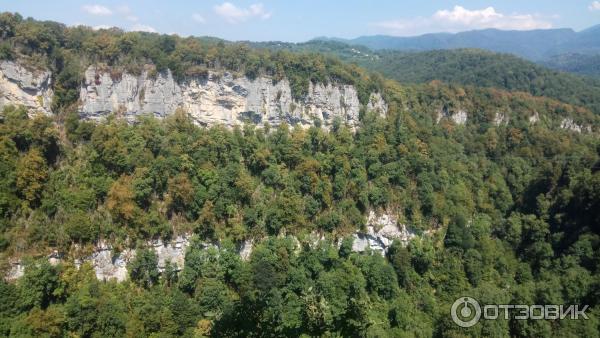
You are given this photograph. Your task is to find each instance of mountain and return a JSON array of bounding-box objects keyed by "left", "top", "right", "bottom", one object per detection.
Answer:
[
  {"left": 0, "top": 12, "right": 599, "bottom": 338},
  {"left": 253, "top": 41, "right": 600, "bottom": 115},
  {"left": 350, "top": 49, "right": 600, "bottom": 114},
  {"left": 324, "top": 26, "right": 600, "bottom": 61},
  {"left": 541, "top": 53, "right": 600, "bottom": 78}
]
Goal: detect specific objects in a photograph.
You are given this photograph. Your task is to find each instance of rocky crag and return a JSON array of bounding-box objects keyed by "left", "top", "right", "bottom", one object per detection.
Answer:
[
  {"left": 79, "top": 66, "right": 387, "bottom": 129},
  {"left": 0, "top": 60, "right": 388, "bottom": 129},
  {"left": 0, "top": 60, "right": 53, "bottom": 116},
  {"left": 5, "top": 211, "right": 416, "bottom": 282}
]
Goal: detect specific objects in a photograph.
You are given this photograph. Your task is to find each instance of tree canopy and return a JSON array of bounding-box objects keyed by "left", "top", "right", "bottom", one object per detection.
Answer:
[{"left": 0, "top": 12, "right": 599, "bottom": 338}]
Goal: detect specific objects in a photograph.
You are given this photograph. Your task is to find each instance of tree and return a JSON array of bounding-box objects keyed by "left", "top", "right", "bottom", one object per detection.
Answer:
[
  {"left": 106, "top": 175, "right": 137, "bottom": 222},
  {"left": 167, "top": 172, "right": 194, "bottom": 214},
  {"left": 301, "top": 288, "right": 333, "bottom": 336},
  {"left": 63, "top": 209, "right": 99, "bottom": 243},
  {"left": 18, "top": 260, "right": 62, "bottom": 310},
  {"left": 64, "top": 282, "right": 126, "bottom": 337},
  {"left": 444, "top": 213, "right": 475, "bottom": 251},
  {"left": 128, "top": 248, "right": 160, "bottom": 288},
  {"left": 16, "top": 148, "right": 48, "bottom": 206}
]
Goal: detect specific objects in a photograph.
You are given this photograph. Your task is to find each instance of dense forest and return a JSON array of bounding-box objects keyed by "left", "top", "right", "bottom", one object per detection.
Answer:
[
  {"left": 351, "top": 49, "right": 600, "bottom": 113},
  {"left": 0, "top": 12, "right": 600, "bottom": 337},
  {"left": 0, "top": 13, "right": 382, "bottom": 107},
  {"left": 541, "top": 53, "right": 600, "bottom": 78},
  {"left": 255, "top": 41, "right": 600, "bottom": 115},
  {"left": 321, "top": 25, "right": 600, "bottom": 61}
]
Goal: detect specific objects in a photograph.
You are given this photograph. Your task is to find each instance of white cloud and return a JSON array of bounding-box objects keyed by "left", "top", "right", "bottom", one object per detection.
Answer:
[
  {"left": 214, "top": 2, "right": 271, "bottom": 23},
  {"left": 82, "top": 4, "right": 112, "bottom": 16},
  {"left": 192, "top": 13, "right": 206, "bottom": 24},
  {"left": 590, "top": 1, "right": 600, "bottom": 11},
  {"left": 92, "top": 24, "right": 113, "bottom": 30},
  {"left": 130, "top": 24, "right": 157, "bottom": 33},
  {"left": 374, "top": 6, "right": 553, "bottom": 35}
]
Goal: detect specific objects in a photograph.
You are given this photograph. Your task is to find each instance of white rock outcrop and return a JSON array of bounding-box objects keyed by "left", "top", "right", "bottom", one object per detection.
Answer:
[
  {"left": 85, "top": 235, "right": 193, "bottom": 281},
  {"left": 239, "top": 239, "right": 254, "bottom": 261},
  {"left": 529, "top": 111, "right": 540, "bottom": 124},
  {"left": 0, "top": 60, "right": 53, "bottom": 115},
  {"left": 148, "top": 235, "right": 192, "bottom": 271},
  {"left": 560, "top": 118, "right": 590, "bottom": 133},
  {"left": 451, "top": 110, "right": 468, "bottom": 125},
  {"left": 79, "top": 66, "right": 387, "bottom": 129},
  {"left": 436, "top": 106, "right": 467, "bottom": 125},
  {"left": 88, "top": 244, "right": 134, "bottom": 282},
  {"left": 5, "top": 212, "right": 417, "bottom": 281},
  {"left": 493, "top": 112, "right": 509, "bottom": 126},
  {"left": 366, "top": 92, "right": 387, "bottom": 115},
  {"left": 351, "top": 211, "right": 415, "bottom": 255},
  {"left": 6, "top": 260, "right": 25, "bottom": 280}
]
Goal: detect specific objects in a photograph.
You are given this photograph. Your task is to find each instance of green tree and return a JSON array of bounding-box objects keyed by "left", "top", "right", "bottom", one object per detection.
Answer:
[
  {"left": 18, "top": 260, "right": 62, "bottom": 310},
  {"left": 128, "top": 248, "right": 160, "bottom": 288},
  {"left": 16, "top": 147, "right": 48, "bottom": 206}
]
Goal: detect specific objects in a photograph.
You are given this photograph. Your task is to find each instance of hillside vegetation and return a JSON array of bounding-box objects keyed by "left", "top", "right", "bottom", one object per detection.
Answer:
[
  {"left": 256, "top": 41, "right": 600, "bottom": 115},
  {"left": 328, "top": 25, "right": 600, "bottom": 60},
  {"left": 0, "top": 13, "right": 599, "bottom": 337},
  {"left": 0, "top": 13, "right": 382, "bottom": 108},
  {"left": 358, "top": 49, "right": 600, "bottom": 114},
  {"left": 541, "top": 53, "right": 600, "bottom": 78}
]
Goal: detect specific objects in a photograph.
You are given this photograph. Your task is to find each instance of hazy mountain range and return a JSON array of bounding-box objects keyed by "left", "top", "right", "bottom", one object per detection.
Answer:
[{"left": 317, "top": 25, "right": 600, "bottom": 61}]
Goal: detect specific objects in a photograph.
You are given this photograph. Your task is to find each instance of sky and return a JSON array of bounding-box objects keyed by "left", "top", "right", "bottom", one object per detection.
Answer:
[{"left": 1, "top": 1, "right": 599, "bottom": 42}]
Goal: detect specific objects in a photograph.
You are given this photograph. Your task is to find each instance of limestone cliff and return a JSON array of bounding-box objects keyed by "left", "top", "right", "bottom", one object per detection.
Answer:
[
  {"left": 0, "top": 60, "right": 53, "bottom": 116},
  {"left": 79, "top": 65, "right": 387, "bottom": 128},
  {"left": 5, "top": 211, "right": 419, "bottom": 282},
  {"left": 351, "top": 211, "right": 415, "bottom": 255}
]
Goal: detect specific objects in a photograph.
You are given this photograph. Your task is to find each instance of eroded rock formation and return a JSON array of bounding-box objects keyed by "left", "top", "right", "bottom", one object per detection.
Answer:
[
  {"left": 5, "top": 211, "right": 417, "bottom": 281},
  {"left": 0, "top": 60, "right": 53, "bottom": 115},
  {"left": 79, "top": 66, "right": 387, "bottom": 129}
]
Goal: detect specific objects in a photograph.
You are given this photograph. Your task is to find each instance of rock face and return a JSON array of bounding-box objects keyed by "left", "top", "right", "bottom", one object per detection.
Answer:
[
  {"left": 451, "top": 110, "right": 468, "bottom": 125},
  {"left": 529, "top": 111, "right": 540, "bottom": 124},
  {"left": 86, "top": 243, "right": 135, "bottom": 282},
  {"left": 6, "top": 260, "right": 25, "bottom": 281},
  {"left": 238, "top": 239, "right": 254, "bottom": 261},
  {"left": 86, "top": 235, "right": 193, "bottom": 282},
  {"left": 436, "top": 106, "right": 468, "bottom": 125},
  {"left": 351, "top": 211, "right": 415, "bottom": 255},
  {"left": 79, "top": 66, "right": 387, "bottom": 129},
  {"left": 493, "top": 112, "right": 509, "bottom": 126},
  {"left": 5, "top": 212, "right": 416, "bottom": 281},
  {"left": 560, "top": 118, "right": 591, "bottom": 133},
  {"left": 366, "top": 93, "right": 388, "bottom": 115},
  {"left": 149, "top": 236, "right": 192, "bottom": 271},
  {"left": 0, "top": 61, "right": 53, "bottom": 115}
]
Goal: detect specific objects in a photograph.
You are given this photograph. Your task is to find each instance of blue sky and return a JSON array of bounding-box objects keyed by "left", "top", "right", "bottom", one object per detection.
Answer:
[{"left": 2, "top": 1, "right": 599, "bottom": 41}]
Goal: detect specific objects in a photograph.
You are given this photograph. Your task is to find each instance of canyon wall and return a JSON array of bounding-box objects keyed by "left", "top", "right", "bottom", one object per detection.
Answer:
[
  {"left": 79, "top": 66, "right": 387, "bottom": 129},
  {"left": 5, "top": 211, "right": 416, "bottom": 282},
  {"left": 0, "top": 60, "right": 53, "bottom": 116}
]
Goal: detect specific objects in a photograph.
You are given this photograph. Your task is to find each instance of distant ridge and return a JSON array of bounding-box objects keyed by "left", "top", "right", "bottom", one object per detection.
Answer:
[{"left": 317, "top": 26, "right": 600, "bottom": 61}]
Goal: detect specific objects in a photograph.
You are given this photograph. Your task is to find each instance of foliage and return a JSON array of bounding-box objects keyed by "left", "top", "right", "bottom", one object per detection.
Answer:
[
  {"left": 0, "top": 12, "right": 382, "bottom": 104},
  {"left": 0, "top": 12, "right": 598, "bottom": 338},
  {"left": 257, "top": 40, "right": 600, "bottom": 115}
]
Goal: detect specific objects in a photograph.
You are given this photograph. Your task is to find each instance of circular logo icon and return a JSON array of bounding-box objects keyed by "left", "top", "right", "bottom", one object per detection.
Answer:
[{"left": 451, "top": 297, "right": 481, "bottom": 327}]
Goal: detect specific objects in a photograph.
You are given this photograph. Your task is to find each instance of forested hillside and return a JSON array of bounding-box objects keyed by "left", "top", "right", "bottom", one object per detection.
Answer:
[
  {"left": 256, "top": 41, "right": 600, "bottom": 115},
  {"left": 0, "top": 13, "right": 383, "bottom": 110},
  {"left": 355, "top": 49, "right": 600, "bottom": 115},
  {"left": 541, "top": 53, "right": 600, "bottom": 78},
  {"left": 326, "top": 25, "right": 600, "bottom": 60},
  {"left": 0, "top": 12, "right": 599, "bottom": 337}
]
